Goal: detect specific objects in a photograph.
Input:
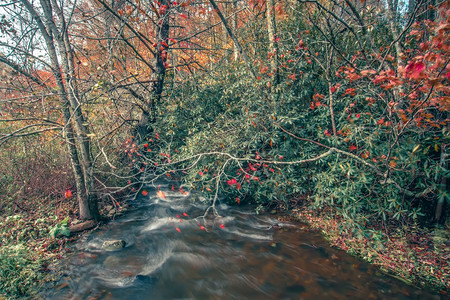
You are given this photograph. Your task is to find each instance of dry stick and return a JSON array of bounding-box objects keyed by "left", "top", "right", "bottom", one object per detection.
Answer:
[
  {"left": 209, "top": 0, "right": 257, "bottom": 79},
  {"left": 96, "top": 0, "right": 156, "bottom": 59},
  {"left": 0, "top": 55, "right": 46, "bottom": 86},
  {"left": 299, "top": 0, "right": 368, "bottom": 61},
  {"left": 0, "top": 125, "right": 61, "bottom": 146}
]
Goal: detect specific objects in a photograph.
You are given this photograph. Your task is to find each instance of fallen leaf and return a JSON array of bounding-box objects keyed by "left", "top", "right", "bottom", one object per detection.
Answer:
[{"left": 156, "top": 190, "right": 166, "bottom": 199}]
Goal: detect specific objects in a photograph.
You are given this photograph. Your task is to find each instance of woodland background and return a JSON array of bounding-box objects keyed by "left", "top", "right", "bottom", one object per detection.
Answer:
[{"left": 0, "top": 0, "right": 448, "bottom": 296}]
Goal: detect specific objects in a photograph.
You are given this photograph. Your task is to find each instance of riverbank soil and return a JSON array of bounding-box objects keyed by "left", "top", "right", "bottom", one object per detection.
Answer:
[
  {"left": 0, "top": 196, "right": 124, "bottom": 298},
  {"left": 291, "top": 206, "right": 449, "bottom": 295}
]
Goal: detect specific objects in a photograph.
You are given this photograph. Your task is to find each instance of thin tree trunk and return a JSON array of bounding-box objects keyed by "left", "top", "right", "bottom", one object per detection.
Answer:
[
  {"left": 209, "top": 0, "right": 256, "bottom": 79},
  {"left": 21, "top": 0, "right": 99, "bottom": 220},
  {"left": 327, "top": 48, "right": 337, "bottom": 136},
  {"left": 266, "top": 0, "right": 279, "bottom": 89},
  {"left": 48, "top": 0, "right": 99, "bottom": 220},
  {"left": 136, "top": 0, "right": 170, "bottom": 140},
  {"left": 233, "top": 0, "right": 239, "bottom": 61}
]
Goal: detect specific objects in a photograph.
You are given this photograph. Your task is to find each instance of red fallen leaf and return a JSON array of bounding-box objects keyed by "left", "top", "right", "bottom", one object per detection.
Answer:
[
  {"left": 236, "top": 197, "right": 240, "bottom": 205},
  {"left": 235, "top": 183, "right": 242, "bottom": 190},
  {"left": 377, "top": 118, "right": 385, "bottom": 125},
  {"left": 179, "top": 13, "right": 188, "bottom": 19},
  {"left": 55, "top": 282, "right": 69, "bottom": 290},
  {"left": 142, "top": 190, "right": 148, "bottom": 196},
  {"left": 65, "top": 189, "right": 72, "bottom": 199},
  {"left": 179, "top": 188, "right": 188, "bottom": 195},
  {"left": 121, "top": 271, "right": 134, "bottom": 277},
  {"left": 143, "top": 143, "right": 148, "bottom": 148},
  {"left": 177, "top": 214, "right": 181, "bottom": 218},
  {"left": 324, "top": 129, "right": 331, "bottom": 137},
  {"left": 182, "top": 212, "right": 188, "bottom": 217},
  {"left": 349, "top": 144, "right": 357, "bottom": 151},
  {"left": 156, "top": 190, "right": 166, "bottom": 199},
  {"left": 175, "top": 227, "right": 181, "bottom": 233},
  {"left": 356, "top": 113, "right": 361, "bottom": 119},
  {"left": 199, "top": 225, "right": 206, "bottom": 230},
  {"left": 171, "top": 185, "right": 175, "bottom": 191},
  {"left": 198, "top": 171, "right": 204, "bottom": 176},
  {"left": 219, "top": 224, "right": 225, "bottom": 229}
]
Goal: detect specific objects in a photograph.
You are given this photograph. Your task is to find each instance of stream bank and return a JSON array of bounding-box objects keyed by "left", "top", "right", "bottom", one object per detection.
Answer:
[
  {"left": 41, "top": 182, "right": 444, "bottom": 299},
  {"left": 291, "top": 206, "right": 449, "bottom": 295}
]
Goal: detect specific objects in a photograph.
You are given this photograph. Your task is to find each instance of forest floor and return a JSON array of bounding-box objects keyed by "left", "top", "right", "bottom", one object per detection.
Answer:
[
  {"left": 0, "top": 196, "right": 123, "bottom": 299},
  {"left": 290, "top": 206, "right": 449, "bottom": 296}
]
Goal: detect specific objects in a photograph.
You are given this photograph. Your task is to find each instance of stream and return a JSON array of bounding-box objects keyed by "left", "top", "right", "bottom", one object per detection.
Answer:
[{"left": 44, "top": 182, "right": 441, "bottom": 299}]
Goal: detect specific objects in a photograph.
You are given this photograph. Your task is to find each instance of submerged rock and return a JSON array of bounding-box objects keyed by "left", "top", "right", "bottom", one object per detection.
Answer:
[
  {"left": 103, "top": 256, "right": 121, "bottom": 268},
  {"left": 102, "top": 240, "right": 126, "bottom": 251}
]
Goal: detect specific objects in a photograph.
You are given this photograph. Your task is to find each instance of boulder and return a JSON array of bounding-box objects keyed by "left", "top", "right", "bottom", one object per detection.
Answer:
[{"left": 102, "top": 240, "right": 126, "bottom": 251}]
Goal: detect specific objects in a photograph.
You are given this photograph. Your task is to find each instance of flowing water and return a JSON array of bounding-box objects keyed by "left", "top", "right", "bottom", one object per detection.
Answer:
[{"left": 45, "top": 182, "right": 441, "bottom": 299}]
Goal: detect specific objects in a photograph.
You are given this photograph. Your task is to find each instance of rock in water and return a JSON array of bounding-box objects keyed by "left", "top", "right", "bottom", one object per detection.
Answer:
[{"left": 102, "top": 240, "right": 126, "bottom": 251}]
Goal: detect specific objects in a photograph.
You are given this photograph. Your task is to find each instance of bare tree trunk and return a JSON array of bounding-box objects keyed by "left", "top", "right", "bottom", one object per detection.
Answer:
[
  {"left": 136, "top": 0, "right": 170, "bottom": 141},
  {"left": 233, "top": 0, "right": 239, "bottom": 61},
  {"left": 326, "top": 48, "right": 337, "bottom": 136},
  {"left": 386, "top": 0, "right": 404, "bottom": 69},
  {"left": 49, "top": 0, "right": 99, "bottom": 220},
  {"left": 209, "top": 0, "right": 257, "bottom": 79},
  {"left": 266, "top": 0, "right": 279, "bottom": 89},
  {"left": 21, "top": 0, "right": 99, "bottom": 220}
]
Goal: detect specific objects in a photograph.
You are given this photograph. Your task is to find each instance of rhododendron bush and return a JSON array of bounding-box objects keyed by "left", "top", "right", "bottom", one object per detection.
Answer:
[{"left": 131, "top": 1, "right": 448, "bottom": 230}]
